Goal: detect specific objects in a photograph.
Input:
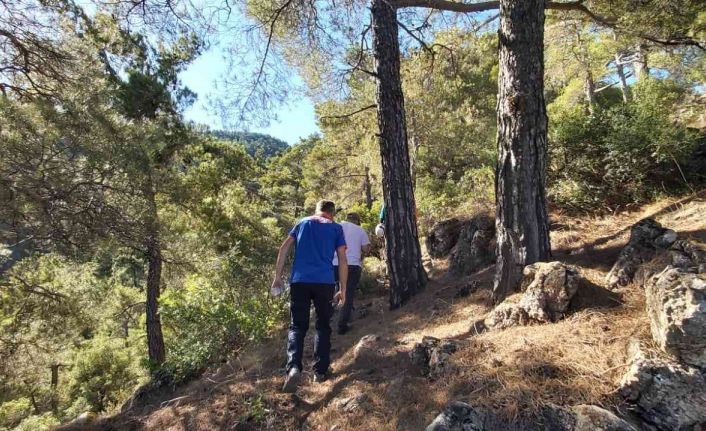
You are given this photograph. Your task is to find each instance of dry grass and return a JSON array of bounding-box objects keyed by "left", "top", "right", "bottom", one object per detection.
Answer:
[{"left": 72, "top": 194, "right": 706, "bottom": 431}]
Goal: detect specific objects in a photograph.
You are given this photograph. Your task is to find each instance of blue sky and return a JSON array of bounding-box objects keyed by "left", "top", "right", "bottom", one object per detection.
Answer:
[{"left": 180, "top": 47, "right": 321, "bottom": 145}]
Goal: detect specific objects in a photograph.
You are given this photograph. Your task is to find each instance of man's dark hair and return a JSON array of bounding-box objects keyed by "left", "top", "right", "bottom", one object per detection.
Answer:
[
  {"left": 316, "top": 199, "right": 336, "bottom": 215},
  {"left": 346, "top": 212, "right": 361, "bottom": 225}
]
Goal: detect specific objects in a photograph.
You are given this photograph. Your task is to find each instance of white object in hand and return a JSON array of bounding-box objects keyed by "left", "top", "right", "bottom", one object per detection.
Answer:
[{"left": 271, "top": 286, "right": 283, "bottom": 297}]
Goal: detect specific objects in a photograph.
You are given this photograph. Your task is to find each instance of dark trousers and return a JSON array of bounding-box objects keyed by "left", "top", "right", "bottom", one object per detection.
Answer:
[
  {"left": 286, "top": 283, "right": 335, "bottom": 374},
  {"left": 334, "top": 265, "right": 362, "bottom": 329}
]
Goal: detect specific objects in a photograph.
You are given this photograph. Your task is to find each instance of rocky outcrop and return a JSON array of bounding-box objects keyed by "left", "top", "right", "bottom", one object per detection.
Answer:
[
  {"left": 427, "top": 218, "right": 464, "bottom": 258},
  {"left": 425, "top": 215, "right": 495, "bottom": 276},
  {"left": 570, "top": 405, "right": 637, "bottom": 431},
  {"left": 409, "top": 336, "right": 458, "bottom": 378},
  {"left": 425, "top": 401, "right": 485, "bottom": 431},
  {"left": 486, "top": 262, "right": 580, "bottom": 329},
  {"left": 424, "top": 402, "right": 636, "bottom": 431},
  {"left": 619, "top": 343, "right": 706, "bottom": 431},
  {"left": 449, "top": 215, "right": 495, "bottom": 276},
  {"left": 645, "top": 268, "right": 706, "bottom": 369},
  {"left": 333, "top": 392, "right": 368, "bottom": 413},
  {"left": 606, "top": 219, "right": 678, "bottom": 289}
]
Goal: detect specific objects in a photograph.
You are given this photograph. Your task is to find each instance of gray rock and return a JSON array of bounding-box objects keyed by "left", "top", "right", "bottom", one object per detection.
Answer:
[
  {"left": 619, "top": 343, "right": 706, "bottom": 431},
  {"left": 333, "top": 393, "right": 367, "bottom": 413},
  {"left": 425, "top": 401, "right": 486, "bottom": 431},
  {"left": 571, "top": 405, "right": 637, "bottom": 431},
  {"left": 669, "top": 239, "right": 706, "bottom": 271},
  {"left": 606, "top": 219, "right": 674, "bottom": 289},
  {"left": 486, "top": 262, "right": 580, "bottom": 329},
  {"left": 654, "top": 229, "right": 678, "bottom": 248},
  {"left": 409, "top": 336, "right": 458, "bottom": 377},
  {"left": 425, "top": 402, "right": 635, "bottom": 431},
  {"left": 645, "top": 267, "right": 706, "bottom": 369},
  {"left": 449, "top": 215, "right": 496, "bottom": 276},
  {"left": 427, "top": 218, "right": 465, "bottom": 258},
  {"left": 352, "top": 334, "right": 383, "bottom": 368}
]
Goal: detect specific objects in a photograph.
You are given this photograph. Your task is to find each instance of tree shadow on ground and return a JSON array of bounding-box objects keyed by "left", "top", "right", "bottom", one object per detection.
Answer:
[{"left": 569, "top": 278, "right": 623, "bottom": 312}]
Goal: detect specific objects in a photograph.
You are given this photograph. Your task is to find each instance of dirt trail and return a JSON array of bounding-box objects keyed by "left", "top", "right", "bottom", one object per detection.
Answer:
[{"left": 67, "top": 194, "right": 706, "bottom": 431}]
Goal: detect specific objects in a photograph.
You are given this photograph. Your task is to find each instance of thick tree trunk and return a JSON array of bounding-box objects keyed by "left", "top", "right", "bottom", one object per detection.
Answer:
[
  {"left": 144, "top": 180, "right": 165, "bottom": 365},
  {"left": 493, "top": 0, "right": 551, "bottom": 303},
  {"left": 371, "top": 0, "right": 427, "bottom": 309}
]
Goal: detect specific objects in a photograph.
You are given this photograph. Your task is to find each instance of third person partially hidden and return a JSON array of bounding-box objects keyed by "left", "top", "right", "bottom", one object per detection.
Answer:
[{"left": 333, "top": 212, "right": 370, "bottom": 335}]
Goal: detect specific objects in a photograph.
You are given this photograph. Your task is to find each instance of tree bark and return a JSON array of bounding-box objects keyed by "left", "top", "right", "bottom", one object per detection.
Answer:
[
  {"left": 363, "top": 166, "right": 373, "bottom": 209},
  {"left": 144, "top": 179, "right": 165, "bottom": 365},
  {"left": 371, "top": 0, "right": 427, "bottom": 309},
  {"left": 493, "top": 0, "right": 551, "bottom": 303}
]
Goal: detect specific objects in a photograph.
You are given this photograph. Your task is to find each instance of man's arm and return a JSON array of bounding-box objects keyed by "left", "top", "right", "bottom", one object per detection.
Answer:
[
  {"left": 361, "top": 244, "right": 371, "bottom": 256},
  {"left": 271, "top": 236, "right": 295, "bottom": 292},
  {"left": 334, "top": 246, "right": 348, "bottom": 305}
]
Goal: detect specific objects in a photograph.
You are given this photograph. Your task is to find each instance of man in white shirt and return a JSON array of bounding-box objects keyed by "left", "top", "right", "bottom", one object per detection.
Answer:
[{"left": 333, "top": 212, "right": 371, "bottom": 334}]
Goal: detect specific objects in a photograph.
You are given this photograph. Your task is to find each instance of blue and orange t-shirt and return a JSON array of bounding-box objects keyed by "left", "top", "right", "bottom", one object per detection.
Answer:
[{"left": 289, "top": 216, "right": 346, "bottom": 284}]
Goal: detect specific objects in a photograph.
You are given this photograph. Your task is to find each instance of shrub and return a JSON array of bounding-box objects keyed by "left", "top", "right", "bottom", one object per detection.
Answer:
[{"left": 548, "top": 79, "right": 699, "bottom": 212}]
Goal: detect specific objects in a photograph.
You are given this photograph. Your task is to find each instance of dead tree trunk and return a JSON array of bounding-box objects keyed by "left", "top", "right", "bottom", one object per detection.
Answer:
[
  {"left": 493, "top": 0, "right": 551, "bottom": 303},
  {"left": 144, "top": 179, "right": 165, "bottom": 365},
  {"left": 633, "top": 44, "right": 649, "bottom": 81},
  {"left": 615, "top": 53, "right": 630, "bottom": 102},
  {"left": 371, "top": 0, "right": 427, "bottom": 309}
]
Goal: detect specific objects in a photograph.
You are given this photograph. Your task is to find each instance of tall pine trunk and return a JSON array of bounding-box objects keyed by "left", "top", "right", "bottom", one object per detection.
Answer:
[
  {"left": 144, "top": 179, "right": 165, "bottom": 364},
  {"left": 371, "top": 0, "right": 427, "bottom": 309},
  {"left": 493, "top": 0, "right": 551, "bottom": 303}
]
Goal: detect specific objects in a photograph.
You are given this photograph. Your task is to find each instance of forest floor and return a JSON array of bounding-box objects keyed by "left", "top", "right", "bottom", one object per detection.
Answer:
[{"left": 64, "top": 193, "right": 706, "bottom": 431}]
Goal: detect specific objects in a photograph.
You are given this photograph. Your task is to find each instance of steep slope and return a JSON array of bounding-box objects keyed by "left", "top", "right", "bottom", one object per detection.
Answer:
[{"left": 63, "top": 193, "right": 706, "bottom": 431}]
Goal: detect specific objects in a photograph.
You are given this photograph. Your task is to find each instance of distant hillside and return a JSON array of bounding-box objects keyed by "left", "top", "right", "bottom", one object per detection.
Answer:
[{"left": 212, "top": 130, "right": 289, "bottom": 159}]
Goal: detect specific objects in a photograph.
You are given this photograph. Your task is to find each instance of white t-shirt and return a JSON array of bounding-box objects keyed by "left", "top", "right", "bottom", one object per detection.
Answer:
[{"left": 333, "top": 221, "right": 370, "bottom": 267}]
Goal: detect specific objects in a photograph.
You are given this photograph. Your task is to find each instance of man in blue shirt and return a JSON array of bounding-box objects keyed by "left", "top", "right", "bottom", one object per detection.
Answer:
[{"left": 271, "top": 200, "right": 348, "bottom": 392}]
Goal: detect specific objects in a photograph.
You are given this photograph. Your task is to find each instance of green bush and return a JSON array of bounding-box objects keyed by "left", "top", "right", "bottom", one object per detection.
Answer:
[
  {"left": 159, "top": 274, "right": 287, "bottom": 384},
  {"left": 68, "top": 336, "right": 145, "bottom": 413},
  {"left": 12, "top": 413, "right": 59, "bottom": 431},
  {"left": 0, "top": 398, "right": 32, "bottom": 429},
  {"left": 548, "top": 79, "right": 699, "bottom": 211}
]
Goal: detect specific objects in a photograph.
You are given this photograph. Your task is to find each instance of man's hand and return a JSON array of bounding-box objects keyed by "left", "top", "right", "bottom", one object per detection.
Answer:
[
  {"left": 333, "top": 288, "right": 346, "bottom": 307},
  {"left": 271, "top": 278, "right": 284, "bottom": 297}
]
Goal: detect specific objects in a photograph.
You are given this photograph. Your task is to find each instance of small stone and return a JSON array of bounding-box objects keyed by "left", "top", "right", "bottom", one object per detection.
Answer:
[{"left": 334, "top": 393, "right": 367, "bottom": 413}]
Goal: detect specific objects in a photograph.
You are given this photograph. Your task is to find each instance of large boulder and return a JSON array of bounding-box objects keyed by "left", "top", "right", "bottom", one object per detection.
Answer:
[
  {"left": 486, "top": 262, "right": 580, "bottom": 329},
  {"left": 645, "top": 267, "right": 706, "bottom": 369},
  {"left": 427, "top": 218, "right": 465, "bottom": 258},
  {"left": 570, "top": 405, "right": 637, "bottom": 431},
  {"left": 424, "top": 402, "right": 635, "bottom": 431},
  {"left": 449, "top": 215, "right": 495, "bottom": 276},
  {"left": 619, "top": 342, "right": 706, "bottom": 431},
  {"left": 606, "top": 219, "right": 678, "bottom": 289}
]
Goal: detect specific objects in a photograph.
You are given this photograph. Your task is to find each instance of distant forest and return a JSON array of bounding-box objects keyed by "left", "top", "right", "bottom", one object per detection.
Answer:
[{"left": 212, "top": 131, "right": 290, "bottom": 159}]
